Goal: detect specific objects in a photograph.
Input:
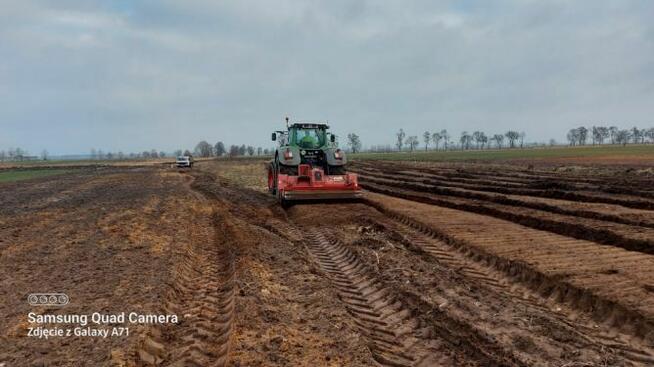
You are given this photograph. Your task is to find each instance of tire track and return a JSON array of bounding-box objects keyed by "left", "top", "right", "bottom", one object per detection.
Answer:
[
  {"left": 303, "top": 227, "right": 526, "bottom": 367},
  {"left": 363, "top": 198, "right": 654, "bottom": 348},
  {"left": 162, "top": 225, "right": 235, "bottom": 366},
  {"left": 141, "top": 176, "right": 236, "bottom": 366},
  {"left": 368, "top": 213, "right": 654, "bottom": 364},
  {"left": 304, "top": 228, "right": 447, "bottom": 366}
]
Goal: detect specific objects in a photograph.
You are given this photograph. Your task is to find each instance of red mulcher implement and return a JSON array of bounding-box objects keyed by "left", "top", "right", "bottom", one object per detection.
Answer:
[{"left": 268, "top": 118, "right": 361, "bottom": 205}]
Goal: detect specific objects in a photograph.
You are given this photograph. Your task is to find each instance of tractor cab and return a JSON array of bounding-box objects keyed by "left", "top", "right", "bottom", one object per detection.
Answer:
[{"left": 289, "top": 123, "right": 332, "bottom": 149}]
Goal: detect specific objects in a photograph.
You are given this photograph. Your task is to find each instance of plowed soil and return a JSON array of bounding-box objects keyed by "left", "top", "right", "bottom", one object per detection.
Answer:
[{"left": 2, "top": 158, "right": 654, "bottom": 366}]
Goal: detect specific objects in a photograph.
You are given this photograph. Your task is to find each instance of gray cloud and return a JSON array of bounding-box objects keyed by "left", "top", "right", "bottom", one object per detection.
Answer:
[{"left": 1, "top": 0, "right": 653, "bottom": 154}]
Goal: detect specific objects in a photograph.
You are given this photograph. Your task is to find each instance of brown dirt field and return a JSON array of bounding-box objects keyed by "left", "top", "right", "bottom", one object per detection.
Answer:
[{"left": 2, "top": 158, "right": 654, "bottom": 366}]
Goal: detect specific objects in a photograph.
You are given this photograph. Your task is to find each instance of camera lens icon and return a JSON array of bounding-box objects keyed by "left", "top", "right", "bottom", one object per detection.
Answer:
[{"left": 28, "top": 293, "right": 69, "bottom": 306}]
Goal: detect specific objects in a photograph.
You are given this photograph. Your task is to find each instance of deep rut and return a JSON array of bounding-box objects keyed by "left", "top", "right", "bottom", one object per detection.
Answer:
[
  {"left": 304, "top": 228, "right": 448, "bottom": 366},
  {"left": 374, "top": 212, "right": 654, "bottom": 364}
]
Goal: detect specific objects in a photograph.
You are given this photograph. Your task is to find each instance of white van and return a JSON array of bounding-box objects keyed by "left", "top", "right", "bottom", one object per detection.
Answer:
[{"left": 176, "top": 156, "right": 194, "bottom": 168}]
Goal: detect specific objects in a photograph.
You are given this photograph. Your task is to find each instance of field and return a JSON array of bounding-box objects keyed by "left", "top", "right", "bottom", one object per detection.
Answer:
[
  {"left": 1, "top": 153, "right": 654, "bottom": 366},
  {"left": 353, "top": 144, "right": 654, "bottom": 165},
  {"left": 0, "top": 169, "right": 72, "bottom": 183}
]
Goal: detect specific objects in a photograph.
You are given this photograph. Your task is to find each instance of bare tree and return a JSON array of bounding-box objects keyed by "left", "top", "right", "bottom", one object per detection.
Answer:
[
  {"left": 505, "top": 131, "right": 520, "bottom": 148},
  {"left": 567, "top": 129, "right": 579, "bottom": 146},
  {"left": 519, "top": 132, "right": 526, "bottom": 148},
  {"left": 396, "top": 129, "right": 406, "bottom": 151},
  {"left": 472, "top": 131, "right": 487, "bottom": 149},
  {"left": 616, "top": 130, "right": 630, "bottom": 146},
  {"left": 423, "top": 131, "right": 431, "bottom": 151},
  {"left": 631, "top": 127, "right": 646, "bottom": 144},
  {"left": 492, "top": 134, "right": 504, "bottom": 149},
  {"left": 257, "top": 147, "right": 262, "bottom": 155},
  {"left": 431, "top": 132, "right": 442, "bottom": 150},
  {"left": 347, "top": 133, "right": 362, "bottom": 153},
  {"left": 471, "top": 131, "right": 482, "bottom": 149},
  {"left": 577, "top": 126, "right": 588, "bottom": 145},
  {"left": 440, "top": 129, "right": 449, "bottom": 150},
  {"left": 229, "top": 145, "right": 239, "bottom": 157},
  {"left": 460, "top": 131, "right": 473, "bottom": 150},
  {"left": 41, "top": 150, "right": 48, "bottom": 161},
  {"left": 183, "top": 149, "right": 192, "bottom": 156},
  {"left": 647, "top": 128, "right": 654, "bottom": 143},
  {"left": 406, "top": 136, "right": 419, "bottom": 152},
  {"left": 480, "top": 133, "right": 488, "bottom": 149},
  {"left": 238, "top": 144, "right": 246, "bottom": 156},
  {"left": 609, "top": 126, "right": 619, "bottom": 144},
  {"left": 194, "top": 141, "right": 213, "bottom": 157},
  {"left": 247, "top": 146, "right": 255, "bottom": 156},
  {"left": 214, "top": 141, "right": 226, "bottom": 156}
]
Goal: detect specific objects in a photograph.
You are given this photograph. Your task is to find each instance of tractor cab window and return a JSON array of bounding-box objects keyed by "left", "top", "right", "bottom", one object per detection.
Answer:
[{"left": 293, "top": 128, "right": 325, "bottom": 149}]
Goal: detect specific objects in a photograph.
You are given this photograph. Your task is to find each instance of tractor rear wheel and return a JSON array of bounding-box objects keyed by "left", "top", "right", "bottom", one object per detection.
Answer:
[{"left": 267, "top": 162, "right": 277, "bottom": 195}]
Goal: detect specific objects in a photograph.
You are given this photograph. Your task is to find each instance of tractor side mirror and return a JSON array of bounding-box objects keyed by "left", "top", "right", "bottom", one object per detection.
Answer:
[
  {"left": 330, "top": 134, "right": 335, "bottom": 143},
  {"left": 271, "top": 133, "right": 277, "bottom": 141}
]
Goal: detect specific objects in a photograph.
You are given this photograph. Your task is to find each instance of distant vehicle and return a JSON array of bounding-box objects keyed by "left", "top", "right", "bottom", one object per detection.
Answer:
[{"left": 176, "top": 155, "right": 194, "bottom": 168}]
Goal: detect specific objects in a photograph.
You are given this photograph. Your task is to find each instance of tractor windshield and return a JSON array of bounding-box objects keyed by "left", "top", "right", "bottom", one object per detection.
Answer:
[{"left": 293, "top": 128, "right": 325, "bottom": 149}]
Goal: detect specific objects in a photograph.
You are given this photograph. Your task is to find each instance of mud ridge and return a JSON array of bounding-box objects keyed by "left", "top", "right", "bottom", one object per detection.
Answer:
[
  {"left": 354, "top": 164, "right": 654, "bottom": 209},
  {"left": 363, "top": 198, "right": 654, "bottom": 345},
  {"left": 360, "top": 180, "right": 654, "bottom": 255},
  {"left": 355, "top": 169, "right": 654, "bottom": 227},
  {"left": 359, "top": 215, "right": 654, "bottom": 364}
]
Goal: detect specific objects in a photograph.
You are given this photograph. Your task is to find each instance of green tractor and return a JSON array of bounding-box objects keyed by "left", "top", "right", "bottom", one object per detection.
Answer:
[{"left": 267, "top": 117, "right": 361, "bottom": 204}]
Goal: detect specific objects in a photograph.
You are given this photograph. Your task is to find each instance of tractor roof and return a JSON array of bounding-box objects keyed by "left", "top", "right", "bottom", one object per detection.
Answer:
[{"left": 290, "top": 122, "right": 329, "bottom": 130}]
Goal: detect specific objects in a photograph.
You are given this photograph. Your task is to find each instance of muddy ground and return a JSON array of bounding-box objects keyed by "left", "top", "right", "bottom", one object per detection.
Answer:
[{"left": 1, "top": 158, "right": 653, "bottom": 366}]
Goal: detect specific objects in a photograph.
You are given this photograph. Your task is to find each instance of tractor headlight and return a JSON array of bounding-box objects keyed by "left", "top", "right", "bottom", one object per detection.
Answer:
[
  {"left": 334, "top": 149, "right": 343, "bottom": 160},
  {"left": 284, "top": 149, "right": 293, "bottom": 160}
]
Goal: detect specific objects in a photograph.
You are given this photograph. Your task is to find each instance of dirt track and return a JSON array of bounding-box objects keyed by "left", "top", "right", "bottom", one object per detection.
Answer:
[{"left": 1, "top": 159, "right": 654, "bottom": 366}]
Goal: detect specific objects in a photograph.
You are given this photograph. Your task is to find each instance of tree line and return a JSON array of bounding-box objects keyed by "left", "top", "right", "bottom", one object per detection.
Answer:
[
  {"left": 566, "top": 126, "right": 654, "bottom": 146},
  {"left": 190, "top": 141, "right": 270, "bottom": 158},
  {"left": 0, "top": 147, "right": 38, "bottom": 161},
  {"left": 369, "top": 129, "right": 527, "bottom": 152},
  {"left": 348, "top": 124, "right": 654, "bottom": 153}
]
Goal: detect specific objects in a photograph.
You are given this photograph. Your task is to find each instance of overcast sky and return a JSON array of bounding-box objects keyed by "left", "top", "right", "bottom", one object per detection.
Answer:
[{"left": 1, "top": 1, "right": 653, "bottom": 155}]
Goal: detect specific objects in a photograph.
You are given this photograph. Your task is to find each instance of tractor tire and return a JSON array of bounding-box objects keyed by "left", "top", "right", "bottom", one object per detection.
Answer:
[{"left": 267, "top": 162, "right": 277, "bottom": 195}]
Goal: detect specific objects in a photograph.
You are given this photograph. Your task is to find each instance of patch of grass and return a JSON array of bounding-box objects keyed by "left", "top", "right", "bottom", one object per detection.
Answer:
[
  {"left": 0, "top": 169, "right": 72, "bottom": 183},
  {"left": 198, "top": 159, "right": 268, "bottom": 192},
  {"left": 352, "top": 144, "right": 654, "bottom": 162}
]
